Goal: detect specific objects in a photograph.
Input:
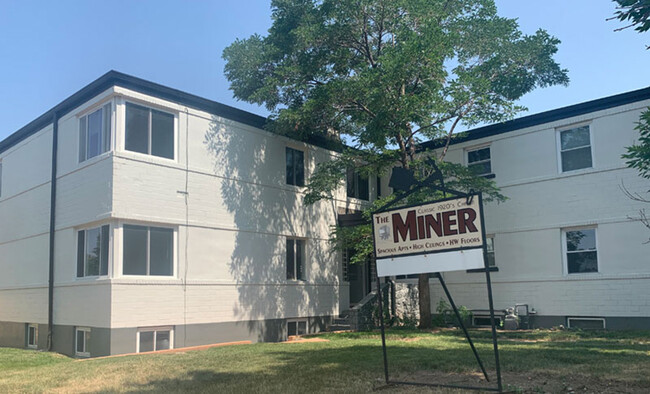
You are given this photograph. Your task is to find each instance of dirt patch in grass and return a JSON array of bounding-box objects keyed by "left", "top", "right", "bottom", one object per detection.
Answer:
[{"left": 395, "top": 370, "right": 649, "bottom": 393}]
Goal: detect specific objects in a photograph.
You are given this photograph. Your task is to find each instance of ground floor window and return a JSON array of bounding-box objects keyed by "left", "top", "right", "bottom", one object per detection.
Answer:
[
  {"left": 75, "top": 327, "right": 91, "bottom": 357},
  {"left": 137, "top": 327, "right": 173, "bottom": 353},
  {"left": 564, "top": 228, "right": 598, "bottom": 274},
  {"left": 287, "top": 320, "right": 307, "bottom": 337},
  {"left": 286, "top": 238, "right": 305, "bottom": 281},
  {"left": 27, "top": 324, "right": 38, "bottom": 349},
  {"left": 123, "top": 225, "right": 174, "bottom": 276}
]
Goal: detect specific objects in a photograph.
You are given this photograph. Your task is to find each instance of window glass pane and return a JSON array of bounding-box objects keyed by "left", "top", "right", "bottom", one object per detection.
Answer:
[
  {"left": 77, "top": 231, "right": 85, "bottom": 277},
  {"left": 78, "top": 117, "right": 87, "bottom": 162},
  {"left": 296, "top": 240, "right": 304, "bottom": 280},
  {"left": 566, "top": 230, "right": 596, "bottom": 251},
  {"left": 568, "top": 251, "right": 598, "bottom": 273},
  {"left": 286, "top": 239, "right": 295, "bottom": 280},
  {"left": 287, "top": 322, "right": 297, "bottom": 336},
  {"left": 294, "top": 149, "right": 304, "bottom": 186},
  {"left": 561, "top": 126, "right": 590, "bottom": 150},
  {"left": 139, "top": 331, "right": 154, "bottom": 352},
  {"left": 151, "top": 110, "right": 174, "bottom": 159},
  {"left": 358, "top": 174, "right": 369, "bottom": 200},
  {"left": 123, "top": 225, "right": 147, "bottom": 275},
  {"left": 155, "top": 331, "right": 170, "bottom": 351},
  {"left": 150, "top": 227, "right": 173, "bottom": 276},
  {"left": 85, "top": 228, "right": 101, "bottom": 276},
  {"left": 297, "top": 321, "right": 307, "bottom": 335},
  {"left": 561, "top": 147, "right": 592, "bottom": 172},
  {"left": 28, "top": 326, "right": 36, "bottom": 346},
  {"left": 100, "top": 225, "right": 109, "bottom": 276},
  {"left": 102, "top": 103, "right": 111, "bottom": 153},
  {"left": 468, "top": 148, "right": 490, "bottom": 163},
  {"left": 469, "top": 161, "right": 491, "bottom": 175},
  {"left": 486, "top": 238, "right": 495, "bottom": 267},
  {"left": 376, "top": 176, "right": 381, "bottom": 198},
  {"left": 76, "top": 330, "right": 85, "bottom": 353},
  {"left": 346, "top": 168, "right": 355, "bottom": 197},
  {"left": 87, "top": 109, "right": 103, "bottom": 159},
  {"left": 286, "top": 148, "right": 294, "bottom": 185},
  {"left": 84, "top": 331, "right": 91, "bottom": 354},
  {"left": 125, "top": 103, "right": 149, "bottom": 154}
]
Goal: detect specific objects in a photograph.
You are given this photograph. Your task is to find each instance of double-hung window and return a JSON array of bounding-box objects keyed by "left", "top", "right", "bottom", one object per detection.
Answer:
[
  {"left": 286, "top": 147, "right": 305, "bottom": 186},
  {"left": 347, "top": 168, "right": 369, "bottom": 200},
  {"left": 286, "top": 238, "right": 305, "bottom": 280},
  {"left": 564, "top": 228, "right": 598, "bottom": 274},
  {"left": 287, "top": 320, "right": 307, "bottom": 337},
  {"left": 559, "top": 125, "right": 592, "bottom": 172},
  {"left": 0, "top": 160, "right": 3, "bottom": 197},
  {"left": 467, "top": 146, "right": 492, "bottom": 177},
  {"left": 75, "top": 327, "right": 90, "bottom": 357},
  {"left": 77, "top": 225, "right": 110, "bottom": 277},
  {"left": 123, "top": 225, "right": 174, "bottom": 276},
  {"left": 137, "top": 327, "right": 172, "bottom": 352},
  {"left": 79, "top": 103, "right": 112, "bottom": 162},
  {"left": 486, "top": 237, "right": 496, "bottom": 268},
  {"left": 125, "top": 103, "right": 175, "bottom": 159}
]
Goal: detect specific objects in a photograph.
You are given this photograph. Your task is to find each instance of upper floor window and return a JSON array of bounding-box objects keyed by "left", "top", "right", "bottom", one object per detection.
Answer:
[
  {"left": 125, "top": 103, "right": 175, "bottom": 160},
  {"left": 0, "top": 160, "right": 3, "bottom": 197},
  {"left": 467, "top": 146, "right": 492, "bottom": 177},
  {"left": 286, "top": 238, "right": 305, "bottom": 280},
  {"left": 79, "top": 103, "right": 112, "bottom": 162},
  {"left": 559, "top": 125, "right": 592, "bottom": 172},
  {"left": 286, "top": 147, "right": 305, "bottom": 186},
  {"left": 123, "top": 225, "right": 174, "bottom": 276},
  {"left": 347, "top": 169, "right": 369, "bottom": 200},
  {"left": 564, "top": 228, "right": 598, "bottom": 274},
  {"left": 486, "top": 236, "right": 496, "bottom": 267},
  {"left": 77, "top": 225, "right": 109, "bottom": 277}
]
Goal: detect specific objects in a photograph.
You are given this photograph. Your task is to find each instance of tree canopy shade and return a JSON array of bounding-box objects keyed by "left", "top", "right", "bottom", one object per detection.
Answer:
[{"left": 223, "top": 0, "right": 568, "bottom": 328}]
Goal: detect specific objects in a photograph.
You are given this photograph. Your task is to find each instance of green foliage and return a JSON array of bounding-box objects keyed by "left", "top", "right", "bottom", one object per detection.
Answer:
[
  {"left": 613, "top": 1, "right": 650, "bottom": 34},
  {"left": 623, "top": 109, "right": 650, "bottom": 179},
  {"left": 434, "top": 298, "right": 472, "bottom": 327}
]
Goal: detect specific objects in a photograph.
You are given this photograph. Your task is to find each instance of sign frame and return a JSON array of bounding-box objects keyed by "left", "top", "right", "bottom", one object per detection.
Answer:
[{"left": 372, "top": 192, "right": 503, "bottom": 393}]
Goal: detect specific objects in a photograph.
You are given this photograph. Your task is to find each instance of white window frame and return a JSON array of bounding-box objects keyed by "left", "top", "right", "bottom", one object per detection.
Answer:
[
  {"left": 124, "top": 101, "right": 177, "bottom": 161},
  {"left": 486, "top": 235, "right": 496, "bottom": 268},
  {"left": 286, "top": 237, "right": 306, "bottom": 281},
  {"left": 27, "top": 323, "right": 38, "bottom": 349},
  {"left": 285, "top": 146, "right": 306, "bottom": 187},
  {"left": 465, "top": 145, "right": 492, "bottom": 177},
  {"left": 287, "top": 319, "right": 308, "bottom": 338},
  {"left": 75, "top": 327, "right": 91, "bottom": 357},
  {"left": 562, "top": 227, "right": 599, "bottom": 275},
  {"left": 136, "top": 326, "right": 174, "bottom": 353},
  {"left": 119, "top": 223, "right": 176, "bottom": 278},
  {"left": 76, "top": 224, "right": 111, "bottom": 279},
  {"left": 78, "top": 101, "right": 113, "bottom": 164},
  {"left": 556, "top": 123, "right": 594, "bottom": 173}
]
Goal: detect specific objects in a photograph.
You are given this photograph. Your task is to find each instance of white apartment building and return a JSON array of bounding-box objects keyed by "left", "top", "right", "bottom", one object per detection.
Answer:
[
  {"left": 419, "top": 86, "right": 650, "bottom": 330},
  {"left": 0, "top": 71, "right": 378, "bottom": 357},
  {"left": 1, "top": 71, "right": 648, "bottom": 357}
]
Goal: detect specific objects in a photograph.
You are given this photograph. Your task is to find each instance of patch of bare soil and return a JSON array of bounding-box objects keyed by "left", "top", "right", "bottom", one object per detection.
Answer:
[{"left": 378, "top": 370, "right": 649, "bottom": 393}]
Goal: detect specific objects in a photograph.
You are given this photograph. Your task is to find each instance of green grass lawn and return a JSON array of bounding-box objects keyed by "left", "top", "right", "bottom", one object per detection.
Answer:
[{"left": 1, "top": 329, "right": 648, "bottom": 393}]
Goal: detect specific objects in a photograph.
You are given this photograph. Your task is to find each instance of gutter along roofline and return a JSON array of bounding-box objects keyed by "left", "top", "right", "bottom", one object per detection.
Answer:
[
  {"left": 419, "top": 86, "right": 650, "bottom": 151},
  {"left": 0, "top": 70, "right": 343, "bottom": 155}
]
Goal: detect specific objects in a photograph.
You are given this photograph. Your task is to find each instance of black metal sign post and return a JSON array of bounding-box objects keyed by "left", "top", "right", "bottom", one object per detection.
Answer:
[{"left": 372, "top": 191, "right": 503, "bottom": 392}]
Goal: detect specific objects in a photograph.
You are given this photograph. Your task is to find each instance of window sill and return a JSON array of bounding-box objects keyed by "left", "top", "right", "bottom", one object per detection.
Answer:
[
  {"left": 481, "top": 173, "right": 496, "bottom": 179},
  {"left": 466, "top": 266, "right": 499, "bottom": 273}
]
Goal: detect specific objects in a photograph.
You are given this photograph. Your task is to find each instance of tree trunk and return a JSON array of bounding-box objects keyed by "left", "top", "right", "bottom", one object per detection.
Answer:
[{"left": 417, "top": 273, "right": 432, "bottom": 329}]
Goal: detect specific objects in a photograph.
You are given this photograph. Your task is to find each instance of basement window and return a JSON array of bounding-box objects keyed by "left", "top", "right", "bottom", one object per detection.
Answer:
[
  {"left": 27, "top": 324, "right": 38, "bottom": 349},
  {"left": 77, "top": 225, "right": 110, "bottom": 277},
  {"left": 567, "top": 317, "right": 605, "bottom": 330},
  {"left": 79, "top": 103, "right": 112, "bottom": 162},
  {"left": 137, "top": 327, "right": 172, "bottom": 352},
  {"left": 75, "top": 327, "right": 90, "bottom": 357},
  {"left": 125, "top": 103, "right": 175, "bottom": 160},
  {"left": 287, "top": 320, "right": 307, "bottom": 337},
  {"left": 123, "top": 225, "right": 174, "bottom": 276}
]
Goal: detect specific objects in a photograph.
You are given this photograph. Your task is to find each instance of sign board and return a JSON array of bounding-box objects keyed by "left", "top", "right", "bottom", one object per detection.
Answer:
[{"left": 372, "top": 195, "right": 485, "bottom": 276}]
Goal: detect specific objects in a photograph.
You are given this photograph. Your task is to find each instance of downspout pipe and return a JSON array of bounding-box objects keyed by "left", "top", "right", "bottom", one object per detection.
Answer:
[{"left": 47, "top": 112, "right": 58, "bottom": 351}]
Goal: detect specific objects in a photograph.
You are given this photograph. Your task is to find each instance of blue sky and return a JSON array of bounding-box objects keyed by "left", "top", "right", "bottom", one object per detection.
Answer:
[{"left": 0, "top": 0, "right": 648, "bottom": 141}]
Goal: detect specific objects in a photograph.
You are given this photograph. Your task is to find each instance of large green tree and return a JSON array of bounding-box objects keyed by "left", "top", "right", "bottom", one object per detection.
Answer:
[{"left": 223, "top": 0, "right": 568, "bottom": 328}]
